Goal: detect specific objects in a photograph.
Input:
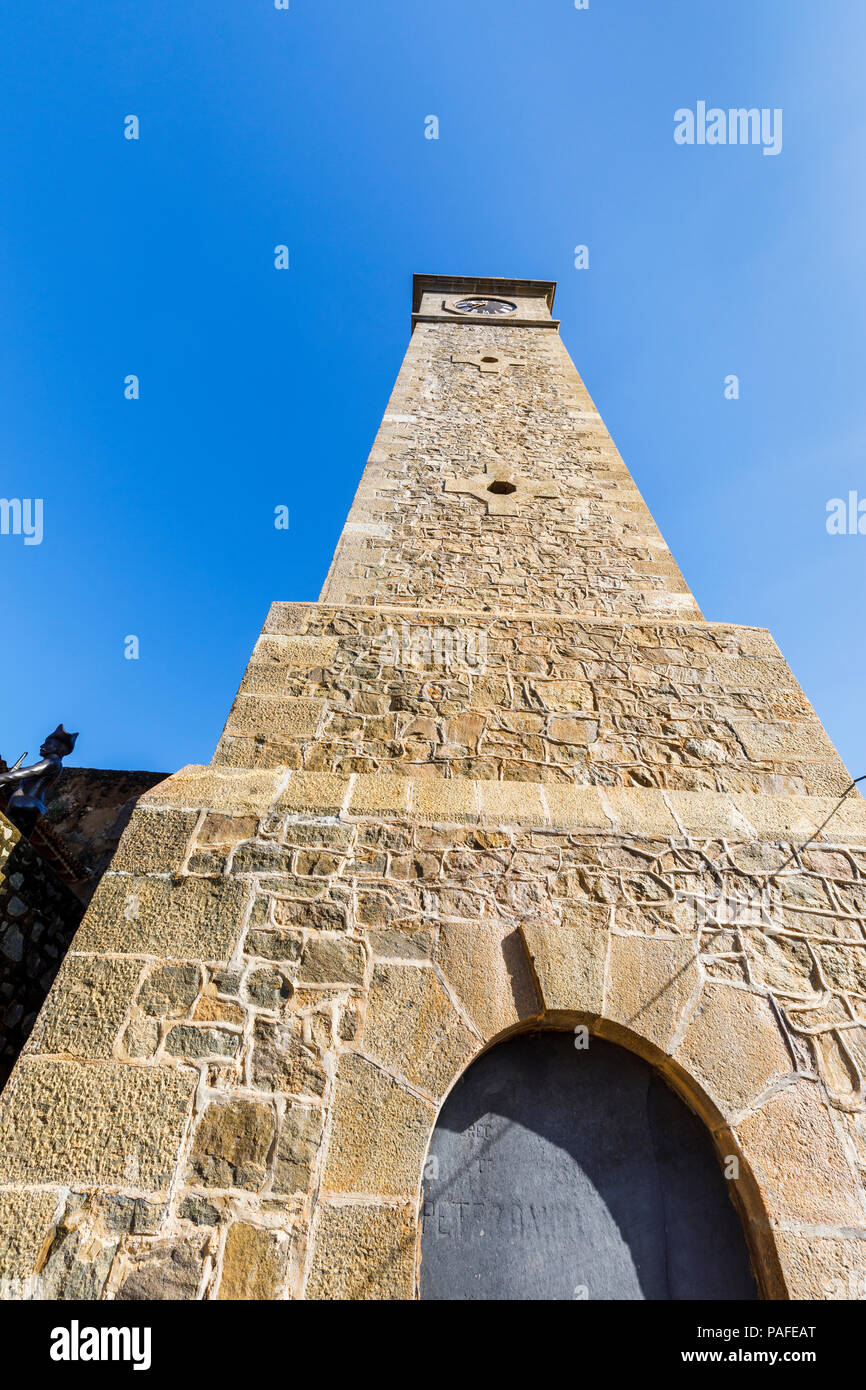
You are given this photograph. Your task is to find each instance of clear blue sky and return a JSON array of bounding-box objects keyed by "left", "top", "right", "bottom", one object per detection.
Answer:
[{"left": 2, "top": 1, "right": 864, "bottom": 777}]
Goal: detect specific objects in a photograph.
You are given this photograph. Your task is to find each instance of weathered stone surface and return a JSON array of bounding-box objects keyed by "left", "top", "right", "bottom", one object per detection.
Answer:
[
  {"left": 244, "top": 966, "right": 292, "bottom": 1009},
  {"left": 187, "top": 1099, "right": 276, "bottom": 1191},
  {"left": 0, "top": 1060, "right": 195, "bottom": 1188},
  {"left": 735, "top": 1083, "right": 866, "bottom": 1227},
  {"left": 24, "top": 954, "right": 142, "bottom": 1058},
  {"left": 306, "top": 1203, "right": 415, "bottom": 1300},
  {"left": 413, "top": 778, "right": 478, "bottom": 824},
  {"left": 773, "top": 1230, "right": 866, "bottom": 1300},
  {"left": 520, "top": 919, "right": 606, "bottom": 1018},
  {"left": 251, "top": 1020, "right": 327, "bottom": 1096},
  {"left": 323, "top": 1053, "right": 434, "bottom": 1195},
  {"left": 39, "top": 1225, "right": 118, "bottom": 1300},
  {"left": 226, "top": 696, "right": 324, "bottom": 741},
  {"left": 245, "top": 928, "right": 303, "bottom": 962},
  {"left": 478, "top": 781, "right": 546, "bottom": 827},
  {"left": 122, "top": 1016, "right": 160, "bottom": 1059},
  {"left": 276, "top": 773, "right": 347, "bottom": 814},
  {"left": 544, "top": 784, "right": 611, "bottom": 831},
  {"left": 217, "top": 1223, "right": 288, "bottom": 1300},
  {"left": 179, "top": 1196, "right": 221, "bottom": 1226},
  {"left": 350, "top": 775, "right": 411, "bottom": 817},
  {"left": 602, "top": 935, "right": 701, "bottom": 1058},
  {"left": 672, "top": 985, "right": 793, "bottom": 1120},
  {"left": 436, "top": 922, "right": 538, "bottom": 1039},
  {"left": 363, "top": 963, "right": 475, "bottom": 1097},
  {"left": 164, "top": 1025, "right": 240, "bottom": 1061},
  {"left": 602, "top": 788, "right": 680, "bottom": 838},
  {"left": 193, "top": 995, "right": 245, "bottom": 1025},
  {"left": 272, "top": 1104, "right": 324, "bottom": 1194},
  {"left": 140, "top": 765, "right": 282, "bottom": 814},
  {"left": 297, "top": 938, "right": 365, "bottom": 987},
  {"left": 198, "top": 813, "right": 258, "bottom": 847},
  {"left": 137, "top": 963, "right": 202, "bottom": 1018},
  {"left": 0, "top": 1189, "right": 59, "bottom": 1284},
  {"left": 112, "top": 808, "right": 199, "bottom": 874},
  {"left": 116, "top": 1237, "right": 207, "bottom": 1300},
  {"left": 368, "top": 928, "right": 432, "bottom": 961},
  {"left": 664, "top": 791, "right": 754, "bottom": 839},
  {"left": 272, "top": 898, "right": 346, "bottom": 931},
  {"left": 76, "top": 875, "right": 248, "bottom": 960}
]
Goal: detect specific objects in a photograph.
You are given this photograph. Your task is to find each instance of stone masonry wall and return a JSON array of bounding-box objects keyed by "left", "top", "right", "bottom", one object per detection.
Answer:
[
  {"left": 214, "top": 603, "right": 848, "bottom": 799},
  {"left": 2, "top": 770, "right": 866, "bottom": 1298},
  {"left": 1, "top": 278, "right": 865, "bottom": 1301},
  {"left": 319, "top": 318, "right": 698, "bottom": 620}
]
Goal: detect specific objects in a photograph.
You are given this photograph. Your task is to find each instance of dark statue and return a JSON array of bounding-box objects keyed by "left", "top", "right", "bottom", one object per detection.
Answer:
[{"left": 0, "top": 725, "right": 78, "bottom": 836}]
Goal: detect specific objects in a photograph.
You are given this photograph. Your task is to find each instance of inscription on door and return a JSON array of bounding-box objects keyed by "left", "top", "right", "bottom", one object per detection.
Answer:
[{"left": 420, "top": 1032, "right": 757, "bottom": 1300}]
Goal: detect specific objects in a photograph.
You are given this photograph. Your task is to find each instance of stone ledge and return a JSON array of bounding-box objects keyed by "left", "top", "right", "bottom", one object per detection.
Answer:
[
  {"left": 137, "top": 770, "right": 866, "bottom": 844},
  {"left": 263, "top": 598, "right": 779, "bottom": 640},
  {"left": 140, "top": 767, "right": 286, "bottom": 814}
]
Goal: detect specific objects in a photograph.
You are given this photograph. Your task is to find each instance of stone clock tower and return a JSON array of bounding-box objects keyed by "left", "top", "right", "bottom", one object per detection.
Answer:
[{"left": 2, "top": 275, "right": 866, "bottom": 1301}]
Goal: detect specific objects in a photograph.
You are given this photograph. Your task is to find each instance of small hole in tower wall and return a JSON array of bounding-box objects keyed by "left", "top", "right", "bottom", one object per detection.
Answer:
[
  {"left": 481, "top": 356, "right": 499, "bottom": 364},
  {"left": 487, "top": 480, "right": 517, "bottom": 495}
]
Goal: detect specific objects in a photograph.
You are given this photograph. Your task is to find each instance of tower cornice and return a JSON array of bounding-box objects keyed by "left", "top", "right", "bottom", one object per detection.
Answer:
[{"left": 411, "top": 273, "right": 559, "bottom": 330}]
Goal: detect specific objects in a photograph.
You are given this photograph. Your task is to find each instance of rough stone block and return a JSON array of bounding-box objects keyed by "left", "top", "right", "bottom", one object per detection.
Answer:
[
  {"left": 116, "top": 1237, "right": 207, "bottom": 1300},
  {"left": 187, "top": 1099, "right": 276, "bottom": 1191},
  {"left": 306, "top": 1202, "right": 415, "bottom": 1300},
  {"left": 0, "top": 1060, "right": 195, "bottom": 1189},
  {"left": 226, "top": 696, "right": 324, "bottom": 741},
  {"left": 601, "top": 788, "right": 680, "bottom": 838},
  {"left": 773, "top": 1230, "right": 866, "bottom": 1300},
  {"left": 137, "top": 963, "right": 202, "bottom": 1018},
  {"left": 412, "top": 778, "right": 478, "bottom": 824},
  {"left": 478, "top": 781, "right": 546, "bottom": 827},
  {"left": 362, "top": 962, "right": 475, "bottom": 1097},
  {"left": 436, "top": 922, "right": 539, "bottom": 1039},
  {"left": 663, "top": 791, "right": 754, "bottom": 839},
  {"left": 323, "top": 1053, "right": 434, "bottom": 1195},
  {"left": 735, "top": 1082, "right": 865, "bottom": 1228},
  {"left": 543, "top": 784, "right": 610, "bottom": 832},
  {"left": 601, "top": 934, "right": 701, "bottom": 1059},
  {"left": 520, "top": 921, "right": 607, "bottom": 1018},
  {"left": 111, "top": 808, "right": 199, "bottom": 874},
  {"left": 297, "top": 938, "right": 365, "bottom": 987},
  {"left": 272, "top": 1105, "right": 324, "bottom": 1195},
  {"left": 277, "top": 773, "right": 348, "bottom": 815},
  {"left": 253, "top": 634, "right": 340, "bottom": 667},
  {"left": 76, "top": 875, "right": 248, "bottom": 961},
  {"left": 0, "top": 1190, "right": 59, "bottom": 1284},
  {"left": 24, "top": 954, "right": 142, "bottom": 1059},
  {"left": 349, "top": 774, "right": 411, "bottom": 817},
  {"left": 217, "top": 1223, "right": 288, "bottom": 1300},
  {"left": 140, "top": 765, "right": 282, "bottom": 814},
  {"left": 251, "top": 1020, "right": 327, "bottom": 1096},
  {"left": 671, "top": 985, "right": 793, "bottom": 1122}
]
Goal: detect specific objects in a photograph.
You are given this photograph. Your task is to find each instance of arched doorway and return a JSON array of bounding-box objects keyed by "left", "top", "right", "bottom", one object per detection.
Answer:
[{"left": 420, "top": 1032, "right": 757, "bottom": 1300}]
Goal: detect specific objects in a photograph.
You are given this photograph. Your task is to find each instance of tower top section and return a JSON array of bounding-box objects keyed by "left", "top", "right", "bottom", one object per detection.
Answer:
[{"left": 411, "top": 274, "right": 559, "bottom": 331}]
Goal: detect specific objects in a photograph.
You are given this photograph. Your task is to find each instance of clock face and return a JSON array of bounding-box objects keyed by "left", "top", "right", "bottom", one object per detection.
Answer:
[{"left": 453, "top": 297, "right": 517, "bottom": 316}]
